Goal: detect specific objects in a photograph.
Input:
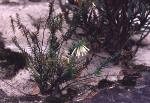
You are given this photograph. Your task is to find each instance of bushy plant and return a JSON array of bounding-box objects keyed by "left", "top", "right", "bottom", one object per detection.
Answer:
[
  {"left": 66, "top": 0, "right": 150, "bottom": 58},
  {"left": 10, "top": 1, "right": 98, "bottom": 102}
]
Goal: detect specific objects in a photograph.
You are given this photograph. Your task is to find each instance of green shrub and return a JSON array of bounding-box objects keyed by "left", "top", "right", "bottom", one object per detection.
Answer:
[{"left": 10, "top": 1, "right": 95, "bottom": 102}]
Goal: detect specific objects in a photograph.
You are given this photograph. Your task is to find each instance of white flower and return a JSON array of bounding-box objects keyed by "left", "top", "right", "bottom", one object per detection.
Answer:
[
  {"left": 92, "top": 2, "right": 96, "bottom": 7},
  {"left": 71, "top": 44, "right": 89, "bottom": 58}
]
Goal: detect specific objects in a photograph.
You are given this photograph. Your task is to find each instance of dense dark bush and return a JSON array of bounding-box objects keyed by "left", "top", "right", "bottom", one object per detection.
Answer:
[{"left": 66, "top": 0, "right": 150, "bottom": 56}]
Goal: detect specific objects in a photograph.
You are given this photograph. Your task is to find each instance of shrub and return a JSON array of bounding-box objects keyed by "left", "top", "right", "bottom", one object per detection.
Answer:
[
  {"left": 10, "top": 1, "right": 97, "bottom": 102},
  {"left": 66, "top": 0, "right": 150, "bottom": 57}
]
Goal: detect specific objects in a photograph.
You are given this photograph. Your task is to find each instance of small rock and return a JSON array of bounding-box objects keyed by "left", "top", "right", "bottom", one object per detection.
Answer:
[{"left": 98, "top": 79, "right": 115, "bottom": 89}]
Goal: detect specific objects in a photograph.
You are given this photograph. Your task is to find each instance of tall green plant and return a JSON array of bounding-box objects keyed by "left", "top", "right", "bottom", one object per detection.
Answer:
[{"left": 10, "top": 1, "right": 94, "bottom": 102}]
